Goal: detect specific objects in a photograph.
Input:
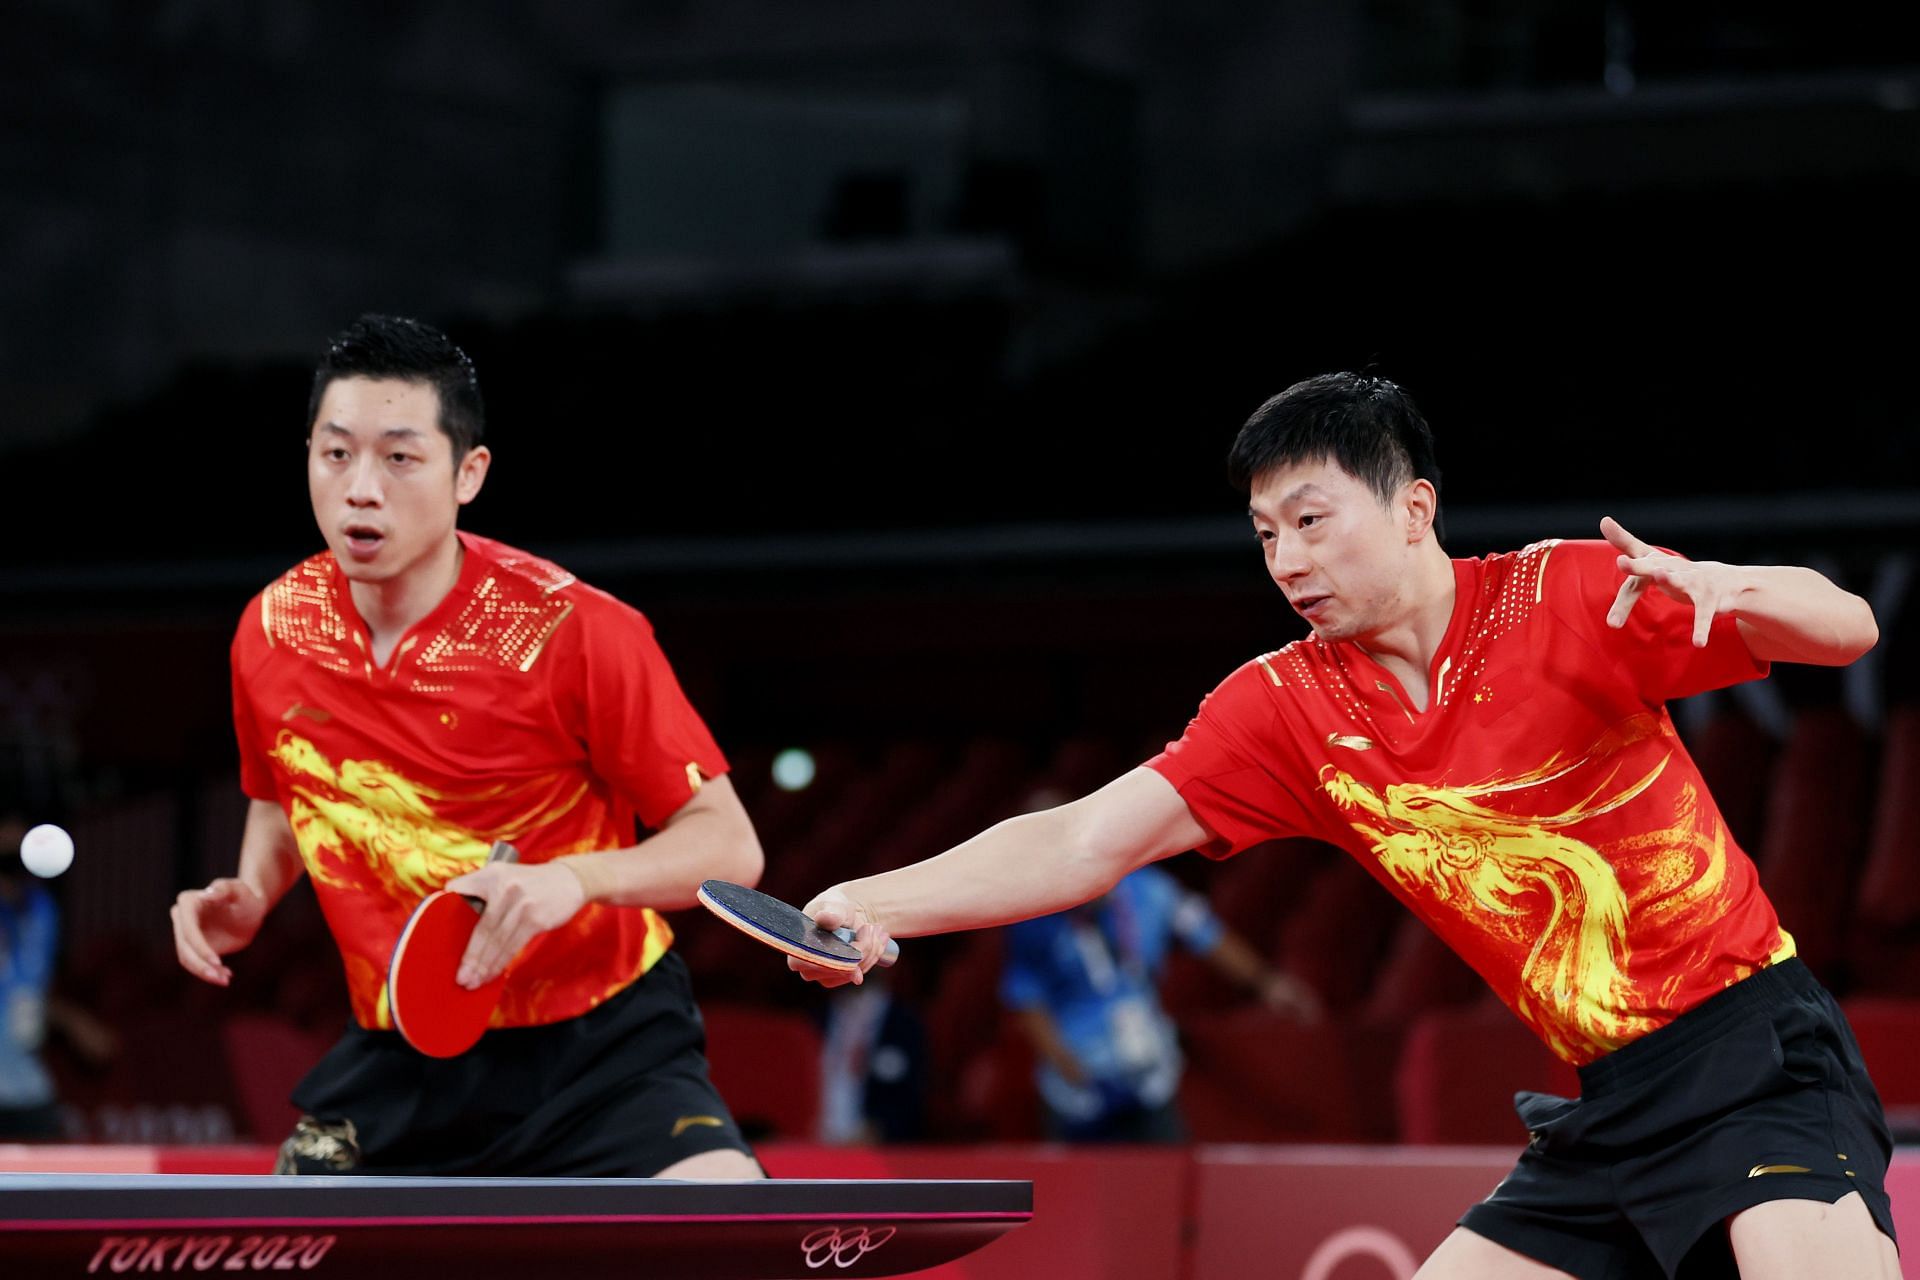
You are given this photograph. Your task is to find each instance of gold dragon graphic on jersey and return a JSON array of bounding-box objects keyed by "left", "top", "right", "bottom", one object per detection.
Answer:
[{"left": 1321, "top": 753, "right": 1669, "bottom": 1060}]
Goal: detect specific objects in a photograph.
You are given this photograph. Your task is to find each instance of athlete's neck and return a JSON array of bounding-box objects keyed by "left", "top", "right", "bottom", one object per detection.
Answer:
[
  {"left": 349, "top": 536, "right": 464, "bottom": 667},
  {"left": 1355, "top": 543, "right": 1456, "bottom": 712}
]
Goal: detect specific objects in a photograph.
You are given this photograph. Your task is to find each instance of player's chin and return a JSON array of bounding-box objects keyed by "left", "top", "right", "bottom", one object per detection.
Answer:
[
  {"left": 1307, "top": 615, "right": 1359, "bottom": 642},
  {"left": 331, "top": 546, "right": 399, "bottom": 581}
]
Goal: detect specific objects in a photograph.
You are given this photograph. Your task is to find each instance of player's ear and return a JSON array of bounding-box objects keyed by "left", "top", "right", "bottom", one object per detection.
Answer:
[
  {"left": 455, "top": 445, "right": 492, "bottom": 506},
  {"left": 1403, "top": 479, "right": 1438, "bottom": 543}
]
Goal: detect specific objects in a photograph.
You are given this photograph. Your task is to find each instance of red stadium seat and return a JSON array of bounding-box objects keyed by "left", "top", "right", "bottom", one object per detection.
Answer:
[
  {"left": 884, "top": 738, "right": 1033, "bottom": 854},
  {"left": 1362, "top": 916, "right": 1486, "bottom": 1024},
  {"left": 1838, "top": 997, "right": 1920, "bottom": 1105},
  {"left": 759, "top": 739, "right": 944, "bottom": 897},
  {"left": 922, "top": 932, "right": 1014, "bottom": 1138},
  {"left": 1277, "top": 858, "right": 1405, "bottom": 1013},
  {"left": 740, "top": 740, "right": 861, "bottom": 862},
  {"left": 1837, "top": 996, "right": 1920, "bottom": 1136},
  {"left": 1685, "top": 708, "right": 1777, "bottom": 853},
  {"left": 950, "top": 1020, "right": 1042, "bottom": 1143},
  {"left": 1178, "top": 1010, "right": 1394, "bottom": 1143},
  {"left": 697, "top": 1004, "right": 823, "bottom": 1141},
  {"left": 1850, "top": 706, "right": 1920, "bottom": 994},
  {"left": 1160, "top": 838, "right": 1333, "bottom": 1013},
  {"left": 1395, "top": 1004, "right": 1577, "bottom": 1144},
  {"left": 1755, "top": 708, "right": 1874, "bottom": 981},
  {"left": 220, "top": 1015, "right": 335, "bottom": 1143}
]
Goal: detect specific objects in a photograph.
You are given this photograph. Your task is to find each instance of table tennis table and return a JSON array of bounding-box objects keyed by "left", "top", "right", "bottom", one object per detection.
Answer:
[{"left": 0, "top": 1174, "right": 1031, "bottom": 1278}]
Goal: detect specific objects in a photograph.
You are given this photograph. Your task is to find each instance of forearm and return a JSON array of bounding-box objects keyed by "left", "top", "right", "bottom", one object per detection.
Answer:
[
  {"left": 556, "top": 780, "right": 763, "bottom": 910},
  {"left": 835, "top": 769, "right": 1205, "bottom": 938},
  {"left": 1013, "top": 1006, "right": 1084, "bottom": 1079},
  {"left": 1730, "top": 564, "right": 1878, "bottom": 665},
  {"left": 235, "top": 799, "right": 305, "bottom": 908},
  {"left": 1204, "top": 932, "right": 1270, "bottom": 989},
  {"left": 838, "top": 811, "right": 1132, "bottom": 939}
]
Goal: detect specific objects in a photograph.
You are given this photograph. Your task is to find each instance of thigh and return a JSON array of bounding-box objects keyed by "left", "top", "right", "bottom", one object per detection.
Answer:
[
  {"left": 653, "top": 1148, "right": 766, "bottom": 1180},
  {"left": 531, "top": 1041, "right": 758, "bottom": 1178},
  {"left": 1459, "top": 1129, "right": 1661, "bottom": 1280},
  {"left": 1619, "top": 988, "right": 1898, "bottom": 1273},
  {"left": 1727, "top": 1193, "right": 1900, "bottom": 1280}
]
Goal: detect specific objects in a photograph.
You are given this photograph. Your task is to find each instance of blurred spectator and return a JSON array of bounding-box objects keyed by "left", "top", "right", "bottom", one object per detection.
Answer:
[
  {"left": 1001, "top": 860, "right": 1318, "bottom": 1143},
  {"left": 0, "top": 810, "right": 116, "bottom": 1140},
  {"left": 816, "top": 969, "right": 929, "bottom": 1145}
]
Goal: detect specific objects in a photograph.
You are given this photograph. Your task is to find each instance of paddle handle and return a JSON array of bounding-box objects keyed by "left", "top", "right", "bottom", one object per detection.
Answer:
[
  {"left": 459, "top": 840, "right": 521, "bottom": 912},
  {"left": 829, "top": 927, "right": 900, "bottom": 969}
]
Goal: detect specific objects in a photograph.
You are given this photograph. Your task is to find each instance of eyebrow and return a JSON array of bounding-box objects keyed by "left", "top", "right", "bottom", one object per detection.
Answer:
[
  {"left": 1248, "top": 483, "right": 1329, "bottom": 518},
  {"left": 317, "top": 423, "right": 428, "bottom": 441}
]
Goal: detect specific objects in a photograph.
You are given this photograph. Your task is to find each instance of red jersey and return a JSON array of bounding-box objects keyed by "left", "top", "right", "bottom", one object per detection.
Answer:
[
  {"left": 231, "top": 532, "right": 726, "bottom": 1032},
  {"left": 1149, "top": 539, "right": 1793, "bottom": 1064}
]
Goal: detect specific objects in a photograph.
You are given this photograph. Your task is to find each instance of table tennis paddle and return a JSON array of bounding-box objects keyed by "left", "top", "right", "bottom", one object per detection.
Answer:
[
  {"left": 696, "top": 880, "right": 900, "bottom": 972},
  {"left": 388, "top": 840, "right": 520, "bottom": 1058}
]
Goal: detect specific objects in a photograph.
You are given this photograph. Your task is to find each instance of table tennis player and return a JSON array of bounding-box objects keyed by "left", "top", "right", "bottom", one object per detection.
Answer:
[
  {"left": 170, "top": 314, "right": 765, "bottom": 1180},
  {"left": 792, "top": 372, "right": 1896, "bottom": 1279}
]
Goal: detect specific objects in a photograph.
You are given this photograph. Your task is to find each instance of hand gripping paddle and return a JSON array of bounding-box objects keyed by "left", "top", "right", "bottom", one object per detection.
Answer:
[
  {"left": 696, "top": 880, "right": 900, "bottom": 972},
  {"left": 388, "top": 840, "right": 520, "bottom": 1058}
]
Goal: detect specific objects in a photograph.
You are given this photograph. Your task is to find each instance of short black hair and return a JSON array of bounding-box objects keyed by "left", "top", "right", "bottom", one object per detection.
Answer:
[
  {"left": 308, "top": 314, "right": 485, "bottom": 461},
  {"left": 1227, "top": 372, "right": 1442, "bottom": 511}
]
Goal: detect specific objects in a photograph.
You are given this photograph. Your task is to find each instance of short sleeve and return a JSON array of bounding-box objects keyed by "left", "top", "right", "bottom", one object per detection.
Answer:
[
  {"left": 231, "top": 600, "right": 278, "bottom": 802},
  {"left": 1543, "top": 540, "right": 1768, "bottom": 705},
  {"left": 1145, "top": 660, "right": 1317, "bottom": 860},
  {"left": 568, "top": 592, "right": 729, "bottom": 830}
]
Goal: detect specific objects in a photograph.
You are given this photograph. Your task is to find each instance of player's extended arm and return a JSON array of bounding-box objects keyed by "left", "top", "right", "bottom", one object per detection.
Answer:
[
  {"left": 1602, "top": 516, "right": 1878, "bottom": 664},
  {"left": 170, "top": 799, "right": 305, "bottom": 987},
  {"left": 448, "top": 774, "right": 763, "bottom": 988},
  {"left": 794, "top": 768, "right": 1211, "bottom": 986}
]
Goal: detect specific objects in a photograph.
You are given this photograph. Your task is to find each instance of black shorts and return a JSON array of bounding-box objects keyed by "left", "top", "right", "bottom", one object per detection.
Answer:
[
  {"left": 1461, "top": 959, "right": 1896, "bottom": 1280},
  {"left": 277, "top": 950, "right": 756, "bottom": 1177}
]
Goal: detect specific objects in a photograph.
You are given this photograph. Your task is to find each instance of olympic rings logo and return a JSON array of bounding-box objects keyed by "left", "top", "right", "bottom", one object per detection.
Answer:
[
  {"left": 1300, "top": 1226, "right": 1419, "bottom": 1280},
  {"left": 800, "top": 1225, "right": 898, "bottom": 1269}
]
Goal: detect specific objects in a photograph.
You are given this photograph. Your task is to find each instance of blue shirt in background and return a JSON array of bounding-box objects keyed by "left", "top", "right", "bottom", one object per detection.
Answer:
[
  {"left": 1000, "top": 866, "right": 1222, "bottom": 1124},
  {"left": 0, "top": 881, "right": 58, "bottom": 1111}
]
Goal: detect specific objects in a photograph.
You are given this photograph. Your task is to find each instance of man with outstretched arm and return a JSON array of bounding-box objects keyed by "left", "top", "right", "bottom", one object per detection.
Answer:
[{"left": 790, "top": 372, "right": 1892, "bottom": 1279}]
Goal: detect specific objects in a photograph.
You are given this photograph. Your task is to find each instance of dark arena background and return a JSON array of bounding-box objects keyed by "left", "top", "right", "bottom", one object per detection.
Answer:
[{"left": 2, "top": 4, "right": 1919, "bottom": 1277}]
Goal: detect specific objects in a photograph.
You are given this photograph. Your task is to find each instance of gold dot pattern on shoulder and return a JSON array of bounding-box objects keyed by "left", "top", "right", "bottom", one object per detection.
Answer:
[
  {"left": 262, "top": 558, "right": 358, "bottom": 675},
  {"left": 1258, "top": 637, "right": 1379, "bottom": 733},
  {"left": 410, "top": 575, "right": 576, "bottom": 689},
  {"left": 1434, "top": 543, "right": 1558, "bottom": 709},
  {"left": 491, "top": 550, "right": 577, "bottom": 598}
]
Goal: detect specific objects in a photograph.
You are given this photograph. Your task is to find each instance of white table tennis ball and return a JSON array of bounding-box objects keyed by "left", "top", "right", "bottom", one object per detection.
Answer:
[{"left": 20, "top": 823, "right": 74, "bottom": 878}]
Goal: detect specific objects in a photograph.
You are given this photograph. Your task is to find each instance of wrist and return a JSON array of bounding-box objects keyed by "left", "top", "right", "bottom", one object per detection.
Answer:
[
  {"left": 829, "top": 882, "right": 880, "bottom": 929},
  {"left": 1726, "top": 564, "right": 1764, "bottom": 617},
  {"left": 557, "top": 855, "right": 617, "bottom": 905}
]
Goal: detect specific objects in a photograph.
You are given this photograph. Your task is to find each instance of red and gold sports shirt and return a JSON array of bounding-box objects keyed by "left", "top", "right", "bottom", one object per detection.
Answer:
[
  {"left": 231, "top": 532, "right": 726, "bottom": 1032},
  {"left": 1150, "top": 539, "right": 1793, "bottom": 1064}
]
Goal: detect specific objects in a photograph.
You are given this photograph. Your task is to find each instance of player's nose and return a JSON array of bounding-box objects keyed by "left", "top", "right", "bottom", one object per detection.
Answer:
[
  {"left": 344, "top": 456, "right": 384, "bottom": 506},
  {"left": 1265, "top": 536, "right": 1311, "bottom": 580}
]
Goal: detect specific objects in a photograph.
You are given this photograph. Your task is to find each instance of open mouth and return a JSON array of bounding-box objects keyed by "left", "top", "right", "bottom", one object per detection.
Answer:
[
  {"left": 342, "top": 525, "right": 386, "bottom": 559},
  {"left": 1292, "top": 595, "right": 1330, "bottom": 619}
]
